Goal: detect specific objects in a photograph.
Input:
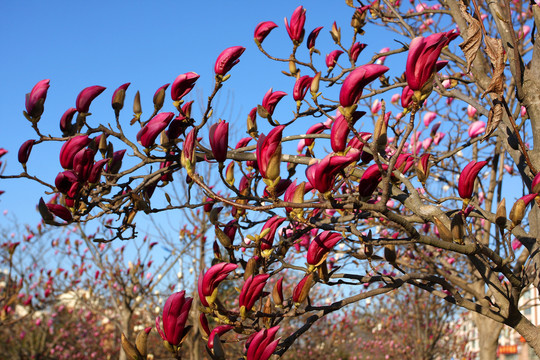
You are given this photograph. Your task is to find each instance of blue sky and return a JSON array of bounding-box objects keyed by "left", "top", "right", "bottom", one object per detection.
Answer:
[{"left": 0, "top": 1, "right": 400, "bottom": 224}]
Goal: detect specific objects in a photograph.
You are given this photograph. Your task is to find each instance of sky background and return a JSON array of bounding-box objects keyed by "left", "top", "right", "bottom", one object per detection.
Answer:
[{"left": 0, "top": 1, "right": 402, "bottom": 226}]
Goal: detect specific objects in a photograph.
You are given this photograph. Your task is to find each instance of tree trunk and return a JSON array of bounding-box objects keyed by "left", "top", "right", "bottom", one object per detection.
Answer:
[
  {"left": 473, "top": 313, "right": 503, "bottom": 360},
  {"left": 118, "top": 307, "right": 132, "bottom": 360}
]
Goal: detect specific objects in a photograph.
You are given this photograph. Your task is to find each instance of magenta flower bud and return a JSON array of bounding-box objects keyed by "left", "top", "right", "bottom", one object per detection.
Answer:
[
  {"left": 261, "top": 88, "right": 287, "bottom": 117},
  {"left": 531, "top": 172, "right": 540, "bottom": 194},
  {"left": 239, "top": 274, "right": 270, "bottom": 315},
  {"left": 111, "top": 82, "right": 130, "bottom": 111},
  {"left": 224, "top": 220, "right": 237, "bottom": 244},
  {"left": 137, "top": 112, "right": 175, "bottom": 148},
  {"left": 106, "top": 149, "right": 126, "bottom": 174},
  {"left": 181, "top": 127, "right": 197, "bottom": 172},
  {"left": 306, "top": 26, "right": 323, "bottom": 50},
  {"left": 18, "top": 139, "right": 35, "bottom": 165},
  {"left": 88, "top": 158, "right": 109, "bottom": 184},
  {"left": 60, "top": 108, "right": 77, "bottom": 135},
  {"left": 0, "top": 149, "right": 7, "bottom": 158},
  {"left": 326, "top": 50, "right": 344, "bottom": 70},
  {"left": 215, "top": 46, "right": 246, "bottom": 76},
  {"left": 256, "top": 125, "right": 284, "bottom": 180},
  {"left": 272, "top": 277, "right": 284, "bottom": 306},
  {"left": 303, "top": 120, "right": 332, "bottom": 149},
  {"left": 155, "top": 291, "right": 193, "bottom": 347},
  {"left": 331, "top": 111, "right": 365, "bottom": 153},
  {"left": 292, "top": 273, "right": 314, "bottom": 305},
  {"left": 350, "top": 42, "right": 367, "bottom": 63},
  {"left": 405, "top": 31, "right": 458, "bottom": 97},
  {"left": 467, "top": 104, "right": 478, "bottom": 118},
  {"left": 468, "top": 121, "right": 486, "bottom": 138},
  {"left": 264, "top": 179, "right": 292, "bottom": 198},
  {"left": 358, "top": 164, "right": 388, "bottom": 197},
  {"left": 254, "top": 21, "right": 278, "bottom": 44},
  {"left": 236, "top": 137, "right": 252, "bottom": 149},
  {"left": 307, "top": 231, "right": 341, "bottom": 267},
  {"left": 45, "top": 202, "right": 73, "bottom": 222},
  {"left": 209, "top": 120, "right": 229, "bottom": 163},
  {"left": 200, "top": 314, "right": 211, "bottom": 337},
  {"left": 59, "top": 135, "right": 92, "bottom": 169},
  {"left": 306, "top": 149, "right": 361, "bottom": 193},
  {"left": 171, "top": 72, "right": 199, "bottom": 101},
  {"left": 458, "top": 160, "right": 488, "bottom": 199},
  {"left": 76, "top": 85, "right": 106, "bottom": 113},
  {"left": 246, "top": 326, "right": 280, "bottom": 360},
  {"left": 293, "top": 75, "right": 313, "bottom": 102},
  {"left": 423, "top": 111, "right": 437, "bottom": 127},
  {"left": 25, "top": 79, "right": 50, "bottom": 118},
  {"left": 73, "top": 148, "right": 96, "bottom": 182},
  {"left": 208, "top": 325, "right": 234, "bottom": 349},
  {"left": 260, "top": 216, "right": 286, "bottom": 255},
  {"left": 339, "top": 64, "right": 389, "bottom": 108},
  {"left": 153, "top": 83, "right": 170, "bottom": 111},
  {"left": 55, "top": 170, "right": 78, "bottom": 194},
  {"left": 285, "top": 6, "right": 306, "bottom": 44},
  {"left": 394, "top": 153, "right": 414, "bottom": 173},
  {"left": 198, "top": 262, "right": 238, "bottom": 307},
  {"left": 401, "top": 86, "right": 414, "bottom": 109}
]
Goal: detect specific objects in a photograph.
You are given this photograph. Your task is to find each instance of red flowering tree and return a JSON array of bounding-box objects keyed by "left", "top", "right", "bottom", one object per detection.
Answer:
[{"left": 4, "top": 0, "right": 540, "bottom": 359}]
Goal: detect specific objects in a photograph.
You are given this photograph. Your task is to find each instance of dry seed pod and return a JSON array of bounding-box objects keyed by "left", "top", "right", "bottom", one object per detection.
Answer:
[
  {"left": 121, "top": 333, "right": 141, "bottom": 360},
  {"left": 495, "top": 198, "right": 507, "bottom": 229},
  {"left": 384, "top": 245, "right": 396, "bottom": 263},
  {"left": 451, "top": 212, "right": 465, "bottom": 244}
]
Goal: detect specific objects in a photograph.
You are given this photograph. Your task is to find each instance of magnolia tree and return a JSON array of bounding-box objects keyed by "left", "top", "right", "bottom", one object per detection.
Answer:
[{"left": 4, "top": 0, "right": 540, "bottom": 358}]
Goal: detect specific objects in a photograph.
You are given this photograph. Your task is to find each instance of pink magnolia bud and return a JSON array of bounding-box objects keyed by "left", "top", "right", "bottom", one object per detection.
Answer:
[
  {"left": 261, "top": 88, "right": 287, "bottom": 117},
  {"left": 358, "top": 164, "right": 388, "bottom": 197},
  {"left": 171, "top": 72, "right": 199, "bottom": 101},
  {"left": 260, "top": 216, "right": 286, "bottom": 256},
  {"left": 215, "top": 46, "right": 246, "bottom": 76},
  {"left": 467, "top": 104, "right": 477, "bottom": 118},
  {"left": 264, "top": 179, "right": 292, "bottom": 197},
  {"left": 256, "top": 125, "right": 284, "bottom": 180},
  {"left": 209, "top": 120, "right": 229, "bottom": 163},
  {"left": 18, "top": 139, "right": 35, "bottom": 165},
  {"left": 25, "top": 79, "right": 50, "bottom": 118},
  {"left": 137, "top": 112, "right": 175, "bottom": 148},
  {"left": 307, "top": 231, "right": 341, "bottom": 266},
  {"left": 60, "top": 108, "right": 77, "bottom": 135},
  {"left": 468, "top": 121, "right": 486, "bottom": 138},
  {"left": 181, "top": 128, "right": 197, "bottom": 173},
  {"left": 111, "top": 82, "right": 130, "bottom": 111},
  {"left": 153, "top": 83, "right": 170, "bottom": 111},
  {"left": 239, "top": 274, "right": 270, "bottom": 316},
  {"left": 350, "top": 42, "right": 367, "bottom": 63},
  {"left": 55, "top": 170, "right": 78, "bottom": 194},
  {"left": 198, "top": 262, "right": 237, "bottom": 307},
  {"left": 208, "top": 325, "right": 234, "bottom": 349},
  {"left": 88, "top": 158, "right": 109, "bottom": 184},
  {"left": 371, "top": 99, "right": 382, "bottom": 114},
  {"left": 325, "top": 50, "right": 344, "bottom": 70},
  {"left": 304, "top": 120, "right": 332, "bottom": 149},
  {"left": 246, "top": 326, "right": 280, "bottom": 360},
  {"left": 458, "top": 160, "right": 488, "bottom": 199},
  {"left": 76, "top": 85, "right": 106, "bottom": 113},
  {"left": 0, "top": 149, "right": 7, "bottom": 158},
  {"left": 59, "top": 135, "right": 91, "bottom": 169},
  {"left": 375, "top": 47, "right": 390, "bottom": 65},
  {"left": 306, "top": 26, "right": 323, "bottom": 49},
  {"left": 292, "top": 273, "right": 314, "bottom": 305},
  {"left": 293, "top": 75, "right": 313, "bottom": 102},
  {"left": 73, "top": 148, "right": 96, "bottom": 182},
  {"left": 339, "top": 64, "right": 389, "bottom": 108},
  {"left": 285, "top": 6, "right": 306, "bottom": 44},
  {"left": 401, "top": 85, "right": 414, "bottom": 109},
  {"left": 331, "top": 111, "right": 365, "bottom": 153},
  {"left": 391, "top": 93, "right": 400, "bottom": 104},
  {"left": 155, "top": 291, "right": 193, "bottom": 346},
  {"left": 405, "top": 31, "right": 457, "bottom": 100},
  {"left": 254, "top": 21, "right": 278, "bottom": 44},
  {"left": 272, "top": 277, "right": 284, "bottom": 306},
  {"left": 433, "top": 132, "right": 445, "bottom": 145},
  {"left": 423, "top": 111, "right": 437, "bottom": 127},
  {"left": 199, "top": 314, "right": 211, "bottom": 337},
  {"left": 106, "top": 149, "right": 126, "bottom": 174},
  {"left": 306, "top": 149, "right": 361, "bottom": 193},
  {"left": 44, "top": 202, "right": 73, "bottom": 223}
]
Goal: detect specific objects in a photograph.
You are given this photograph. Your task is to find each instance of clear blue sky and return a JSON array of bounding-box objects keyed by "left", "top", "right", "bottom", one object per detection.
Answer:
[{"left": 0, "top": 1, "right": 401, "bottom": 225}]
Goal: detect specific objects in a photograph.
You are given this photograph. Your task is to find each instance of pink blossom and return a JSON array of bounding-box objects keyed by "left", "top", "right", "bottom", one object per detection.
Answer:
[{"left": 468, "top": 121, "right": 485, "bottom": 138}]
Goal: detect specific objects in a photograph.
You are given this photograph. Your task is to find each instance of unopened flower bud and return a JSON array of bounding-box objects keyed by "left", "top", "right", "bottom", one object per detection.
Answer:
[
  {"left": 495, "top": 198, "right": 507, "bottom": 229},
  {"left": 451, "top": 212, "right": 465, "bottom": 244},
  {"left": 433, "top": 217, "right": 453, "bottom": 242}
]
